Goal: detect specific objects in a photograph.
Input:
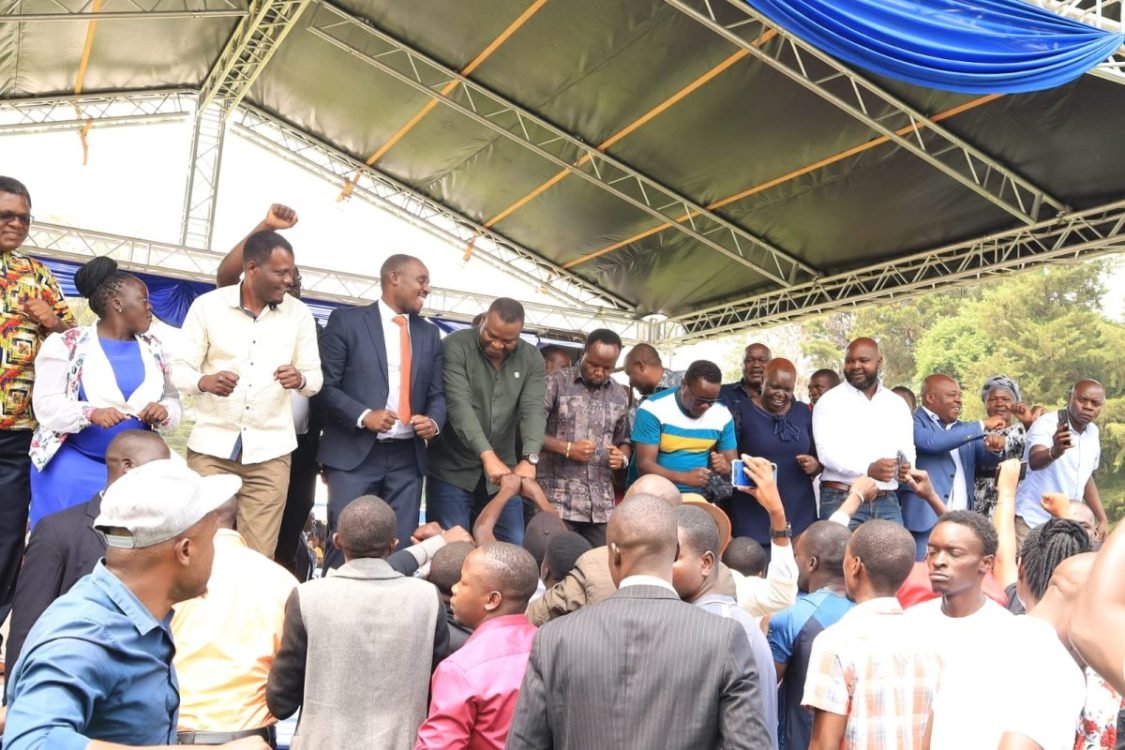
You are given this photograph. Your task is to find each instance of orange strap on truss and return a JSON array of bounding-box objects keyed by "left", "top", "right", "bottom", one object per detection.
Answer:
[
  {"left": 72, "top": 0, "right": 104, "bottom": 165},
  {"left": 562, "top": 93, "right": 1002, "bottom": 269},
  {"left": 339, "top": 0, "right": 550, "bottom": 202}
]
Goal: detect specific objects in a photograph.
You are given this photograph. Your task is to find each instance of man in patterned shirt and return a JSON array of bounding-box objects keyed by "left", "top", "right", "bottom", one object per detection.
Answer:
[
  {"left": 0, "top": 176, "right": 75, "bottom": 634},
  {"left": 538, "top": 329, "right": 630, "bottom": 547},
  {"left": 803, "top": 519, "right": 940, "bottom": 749}
]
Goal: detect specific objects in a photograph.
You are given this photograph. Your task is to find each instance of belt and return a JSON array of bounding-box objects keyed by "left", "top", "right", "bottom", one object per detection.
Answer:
[
  {"left": 177, "top": 726, "right": 276, "bottom": 746},
  {"left": 821, "top": 480, "right": 894, "bottom": 497}
]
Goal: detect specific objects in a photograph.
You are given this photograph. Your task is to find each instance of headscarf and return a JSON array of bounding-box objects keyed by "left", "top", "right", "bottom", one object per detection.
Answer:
[{"left": 981, "top": 374, "right": 1021, "bottom": 404}]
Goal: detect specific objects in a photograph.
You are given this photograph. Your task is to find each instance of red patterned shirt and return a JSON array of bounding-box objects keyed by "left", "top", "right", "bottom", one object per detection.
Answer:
[{"left": 0, "top": 251, "right": 74, "bottom": 430}]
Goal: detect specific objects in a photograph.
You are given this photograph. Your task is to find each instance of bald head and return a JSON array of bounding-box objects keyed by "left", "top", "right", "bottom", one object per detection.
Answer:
[
  {"left": 337, "top": 496, "right": 397, "bottom": 560},
  {"left": 921, "top": 373, "right": 955, "bottom": 396},
  {"left": 607, "top": 494, "right": 678, "bottom": 586},
  {"left": 1068, "top": 379, "right": 1106, "bottom": 430},
  {"left": 473, "top": 542, "right": 540, "bottom": 609},
  {"left": 922, "top": 373, "right": 964, "bottom": 423},
  {"left": 625, "top": 343, "right": 661, "bottom": 367},
  {"left": 625, "top": 474, "right": 682, "bottom": 507},
  {"left": 843, "top": 337, "right": 883, "bottom": 392},
  {"left": 105, "top": 430, "right": 171, "bottom": 485}
]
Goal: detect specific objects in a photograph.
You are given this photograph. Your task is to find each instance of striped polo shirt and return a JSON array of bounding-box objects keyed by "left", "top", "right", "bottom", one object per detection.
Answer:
[{"left": 631, "top": 386, "right": 736, "bottom": 492}]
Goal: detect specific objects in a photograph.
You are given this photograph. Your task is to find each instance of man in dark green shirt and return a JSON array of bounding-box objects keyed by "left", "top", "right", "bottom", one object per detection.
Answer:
[{"left": 427, "top": 298, "right": 546, "bottom": 544}]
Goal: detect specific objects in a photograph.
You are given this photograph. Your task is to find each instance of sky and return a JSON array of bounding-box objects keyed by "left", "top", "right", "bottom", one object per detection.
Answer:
[{"left": 3, "top": 114, "right": 1122, "bottom": 374}]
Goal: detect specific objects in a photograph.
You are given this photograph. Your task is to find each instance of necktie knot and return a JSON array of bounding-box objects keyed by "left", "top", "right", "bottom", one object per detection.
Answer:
[{"left": 393, "top": 314, "right": 407, "bottom": 327}]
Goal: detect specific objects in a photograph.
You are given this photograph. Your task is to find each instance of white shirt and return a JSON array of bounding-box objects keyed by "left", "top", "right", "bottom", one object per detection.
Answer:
[
  {"left": 375, "top": 300, "right": 414, "bottom": 441},
  {"left": 812, "top": 381, "right": 916, "bottom": 490},
  {"left": 172, "top": 284, "right": 322, "bottom": 465},
  {"left": 930, "top": 614, "right": 1084, "bottom": 750},
  {"left": 1016, "top": 410, "right": 1100, "bottom": 526},
  {"left": 618, "top": 575, "right": 677, "bottom": 594},
  {"left": 922, "top": 407, "right": 969, "bottom": 510},
  {"left": 731, "top": 541, "right": 798, "bottom": 617}
]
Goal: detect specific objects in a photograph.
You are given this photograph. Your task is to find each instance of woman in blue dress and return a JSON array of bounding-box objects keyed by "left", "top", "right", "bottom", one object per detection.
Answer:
[
  {"left": 29, "top": 257, "right": 180, "bottom": 527},
  {"left": 730, "top": 358, "right": 820, "bottom": 547}
]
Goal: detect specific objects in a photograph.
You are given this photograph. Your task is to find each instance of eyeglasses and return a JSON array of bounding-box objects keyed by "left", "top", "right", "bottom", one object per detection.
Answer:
[{"left": 0, "top": 212, "right": 33, "bottom": 226}]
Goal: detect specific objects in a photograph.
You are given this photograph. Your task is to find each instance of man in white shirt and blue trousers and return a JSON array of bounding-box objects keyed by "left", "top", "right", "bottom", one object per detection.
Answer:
[{"left": 812, "top": 338, "right": 915, "bottom": 530}]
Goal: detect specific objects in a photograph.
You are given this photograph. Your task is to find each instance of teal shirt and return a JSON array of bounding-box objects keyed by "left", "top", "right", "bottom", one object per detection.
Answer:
[{"left": 427, "top": 328, "right": 546, "bottom": 492}]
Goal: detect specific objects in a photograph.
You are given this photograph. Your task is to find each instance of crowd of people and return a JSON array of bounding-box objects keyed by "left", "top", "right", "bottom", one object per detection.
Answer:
[{"left": 0, "top": 175, "right": 1121, "bottom": 749}]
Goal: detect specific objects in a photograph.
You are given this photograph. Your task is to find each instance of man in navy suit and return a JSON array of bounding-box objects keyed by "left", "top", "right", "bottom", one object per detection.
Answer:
[
  {"left": 900, "top": 374, "right": 1006, "bottom": 560},
  {"left": 317, "top": 254, "right": 445, "bottom": 566}
]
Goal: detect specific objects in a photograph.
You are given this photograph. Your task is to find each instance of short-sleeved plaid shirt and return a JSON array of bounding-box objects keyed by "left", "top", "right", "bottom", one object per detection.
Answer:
[{"left": 802, "top": 596, "right": 942, "bottom": 749}]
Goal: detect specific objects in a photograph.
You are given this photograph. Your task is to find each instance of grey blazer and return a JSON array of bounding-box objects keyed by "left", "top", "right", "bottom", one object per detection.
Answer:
[
  {"left": 267, "top": 557, "right": 448, "bottom": 750},
  {"left": 506, "top": 584, "right": 771, "bottom": 750}
]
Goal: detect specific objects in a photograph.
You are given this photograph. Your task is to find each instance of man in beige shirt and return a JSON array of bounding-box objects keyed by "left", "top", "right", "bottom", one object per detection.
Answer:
[{"left": 173, "top": 230, "right": 322, "bottom": 556}]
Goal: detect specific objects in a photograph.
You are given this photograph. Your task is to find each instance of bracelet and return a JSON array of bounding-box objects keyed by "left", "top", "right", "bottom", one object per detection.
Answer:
[{"left": 566, "top": 441, "right": 572, "bottom": 459}]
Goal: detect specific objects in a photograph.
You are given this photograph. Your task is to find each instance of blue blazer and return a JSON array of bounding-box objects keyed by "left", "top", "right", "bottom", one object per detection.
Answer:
[
  {"left": 899, "top": 408, "right": 998, "bottom": 532},
  {"left": 315, "top": 302, "right": 446, "bottom": 473}
]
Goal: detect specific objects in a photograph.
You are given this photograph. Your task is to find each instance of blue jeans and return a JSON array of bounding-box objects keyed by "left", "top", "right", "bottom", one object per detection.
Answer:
[
  {"left": 818, "top": 486, "right": 903, "bottom": 530},
  {"left": 426, "top": 476, "right": 525, "bottom": 545}
]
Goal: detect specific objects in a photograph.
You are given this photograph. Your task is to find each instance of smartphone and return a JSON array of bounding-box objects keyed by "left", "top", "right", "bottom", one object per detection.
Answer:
[
  {"left": 994, "top": 461, "right": 1028, "bottom": 482},
  {"left": 896, "top": 450, "right": 909, "bottom": 468},
  {"left": 732, "top": 459, "right": 778, "bottom": 489}
]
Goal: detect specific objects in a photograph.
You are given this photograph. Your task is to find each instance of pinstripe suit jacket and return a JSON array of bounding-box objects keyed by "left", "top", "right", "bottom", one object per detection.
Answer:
[{"left": 506, "top": 584, "right": 771, "bottom": 750}]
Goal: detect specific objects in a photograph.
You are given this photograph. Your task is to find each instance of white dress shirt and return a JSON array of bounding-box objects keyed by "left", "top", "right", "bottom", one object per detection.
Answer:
[
  {"left": 172, "top": 284, "right": 322, "bottom": 465},
  {"left": 1016, "top": 409, "right": 1100, "bottom": 526},
  {"left": 812, "top": 381, "right": 916, "bottom": 490},
  {"left": 618, "top": 575, "right": 677, "bottom": 594},
  {"left": 731, "top": 541, "right": 799, "bottom": 617},
  {"left": 921, "top": 407, "right": 969, "bottom": 511},
  {"left": 374, "top": 301, "right": 414, "bottom": 441}
]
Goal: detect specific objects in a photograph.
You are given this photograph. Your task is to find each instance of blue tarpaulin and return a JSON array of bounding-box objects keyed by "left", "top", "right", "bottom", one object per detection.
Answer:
[
  {"left": 745, "top": 0, "right": 1125, "bottom": 94},
  {"left": 35, "top": 256, "right": 581, "bottom": 347}
]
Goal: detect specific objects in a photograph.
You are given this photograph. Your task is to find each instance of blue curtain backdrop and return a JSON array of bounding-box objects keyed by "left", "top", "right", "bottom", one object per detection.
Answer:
[
  {"left": 744, "top": 0, "right": 1125, "bottom": 94},
  {"left": 36, "top": 256, "right": 579, "bottom": 346}
]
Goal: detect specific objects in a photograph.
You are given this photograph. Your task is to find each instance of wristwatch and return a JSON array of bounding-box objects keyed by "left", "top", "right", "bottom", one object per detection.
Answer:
[
  {"left": 522, "top": 453, "right": 540, "bottom": 466},
  {"left": 770, "top": 524, "right": 792, "bottom": 540}
]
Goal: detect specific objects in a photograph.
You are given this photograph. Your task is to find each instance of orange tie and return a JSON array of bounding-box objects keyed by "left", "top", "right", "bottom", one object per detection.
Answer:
[{"left": 393, "top": 315, "right": 412, "bottom": 422}]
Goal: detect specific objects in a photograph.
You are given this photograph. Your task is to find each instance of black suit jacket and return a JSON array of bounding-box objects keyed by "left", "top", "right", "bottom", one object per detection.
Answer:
[
  {"left": 5, "top": 493, "right": 105, "bottom": 693},
  {"left": 506, "top": 585, "right": 771, "bottom": 750},
  {"left": 315, "top": 302, "right": 446, "bottom": 473}
]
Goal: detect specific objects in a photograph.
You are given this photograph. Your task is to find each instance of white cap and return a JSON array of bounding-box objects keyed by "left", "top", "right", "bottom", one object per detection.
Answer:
[{"left": 94, "top": 459, "right": 242, "bottom": 549}]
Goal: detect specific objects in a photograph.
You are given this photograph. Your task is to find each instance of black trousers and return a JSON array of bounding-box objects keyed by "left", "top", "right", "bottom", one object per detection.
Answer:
[
  {"left": 273, "top": 430, "right": 320, "bottom": 579},
  {"left": 0, "top": 430, "right": 32, "bottom": 617},
  {"left": 322, "top": 439, "right": 422, "bottom": 571}
]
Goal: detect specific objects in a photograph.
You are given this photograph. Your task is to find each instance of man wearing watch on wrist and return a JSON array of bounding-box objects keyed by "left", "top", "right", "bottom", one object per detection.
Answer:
[
  {"left": 1015, "top": 379, "right": 1108, "bottom": 546},
  {"left": 427, "top": 299, "right": 546, "bottom": 545},
  {"left": 538, "top": 329, "right": 631, "bottom": 548}
]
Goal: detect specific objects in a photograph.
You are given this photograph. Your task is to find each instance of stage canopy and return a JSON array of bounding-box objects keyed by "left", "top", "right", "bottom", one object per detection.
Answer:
[{"left": 2, "top": 0, "right": 1124, "bottom": 344}]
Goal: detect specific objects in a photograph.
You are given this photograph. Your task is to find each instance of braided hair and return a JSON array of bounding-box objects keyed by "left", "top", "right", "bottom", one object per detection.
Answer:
[
  {"left": 1019, "top": 517, "right": 1091, "bottom": 604},
  {"left": 74, "top": 256, "right": 132, "bottom": 317}
]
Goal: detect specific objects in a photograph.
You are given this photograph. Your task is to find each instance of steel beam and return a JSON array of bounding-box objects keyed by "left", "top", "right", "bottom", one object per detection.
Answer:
[
  {"left": 660, "top": 200, "right": 1125, "bottom": 344},
  {"left": 666, "top": 0, "right": 1068, "bottom": 226},
  {"left": 0, "top": 89, "right": 194, "bottom": 135},
  {"left": 308, "top": 2, "right": 817, "bottom": 287},
  {"left": 0, "top": 0, "right": 245, "bottom": 22},
  {"left": 1027, "top": 0, "right": 1125, "bottom": 85},
  {"left": 21, "top": 221, "right": 652, "bottom": 340},
  {"left": 197, "top": 0, "right": 313, "bottom": 115},
  {"left": 179, "top": 102, "right": 226, "bottom": 249},
  {"left": 230, "top": 103, "right": 633, "bottom": 312}
]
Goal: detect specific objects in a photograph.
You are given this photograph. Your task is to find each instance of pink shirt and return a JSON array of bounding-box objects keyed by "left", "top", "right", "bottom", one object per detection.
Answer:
[{"left": 415, "top": 614, "right": 537, "bottom": 750}]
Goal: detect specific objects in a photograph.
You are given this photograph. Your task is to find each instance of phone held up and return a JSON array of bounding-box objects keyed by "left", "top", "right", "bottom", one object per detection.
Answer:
[
  {"left": 994, "top": 461, "right": 1028, "bottom": 482},
  {"left": 731, "top": 458, "right": 778, "bottom": 489}
]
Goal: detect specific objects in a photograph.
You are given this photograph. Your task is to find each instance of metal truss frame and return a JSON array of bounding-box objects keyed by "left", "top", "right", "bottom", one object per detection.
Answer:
[
  {"left": 308, "top": 1, "right": 817, "bottom": 287},
  {"left": 666, "top": 0, "right": 1068, "bottom": 226},
  {"left": 1028, "top": 0, "right": 1125, "bottom": 85},
  {"left": 0, "top": 0, "right": 246, "bottom": 22},
  {"left": 196, "top": 0, "right": 313, "bottom": 115},
  {"left": 230, "top": 102, "right": 634, "bottom": 312},
  {"left": 179, "top": 102, "right": 226, "bottom": 249},
  {"left": 21, "top": 221, "right": 653, "bottom": 340},
  {"left": 660, "top": 199, "right": 1125, "bottom": 344},
  {"left": 0, "top": 89, "right": 194, "bottom": 134}
]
